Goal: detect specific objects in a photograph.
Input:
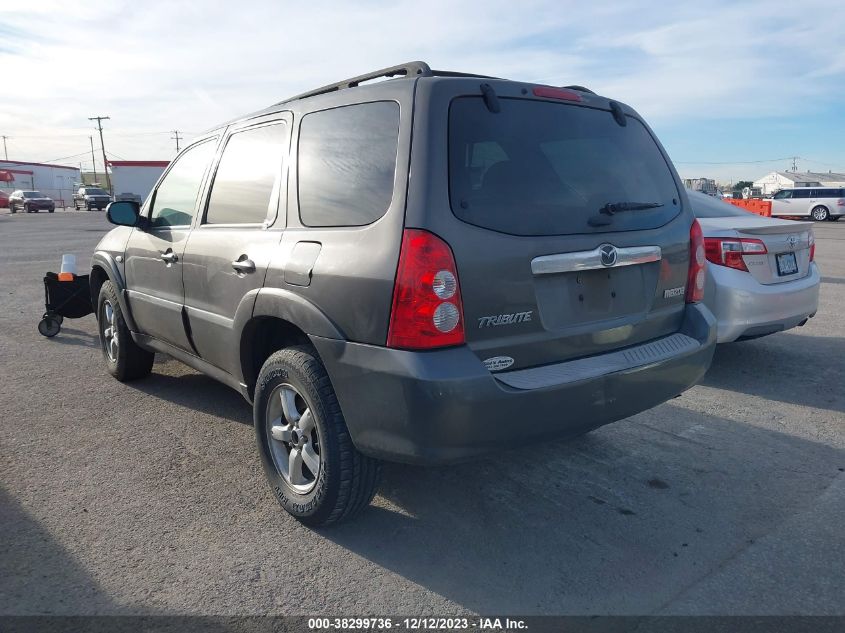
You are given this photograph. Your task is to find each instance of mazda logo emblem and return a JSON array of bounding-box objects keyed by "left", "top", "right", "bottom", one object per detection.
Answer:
[{"left": 599, "top": 244, "right": 618, "bottom": 267}]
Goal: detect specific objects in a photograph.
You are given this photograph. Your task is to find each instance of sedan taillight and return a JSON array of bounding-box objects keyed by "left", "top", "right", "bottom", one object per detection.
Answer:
[
  {"left": 686, "top": 220, "right": 706, "bottom": 303},
  {"left": 703, "top": 237, "right": 767, "bottom": 272}
]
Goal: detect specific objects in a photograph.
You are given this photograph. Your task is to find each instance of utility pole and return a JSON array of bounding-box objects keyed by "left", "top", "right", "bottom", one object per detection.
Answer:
[
  {"left": 171, "top": 130, "right": 183, "bottom": 153},
  {"left": 791, "top": 156, "right": 799, "bottom": 172},
  {"left": 88, "top": 136, "right": 98, "bottom": 184},
  {"left": 88, "top": 116, "right": 112, "bottom": 194},
  {"left": 1, "top": 135, "right": 7, "bottom": 160}
]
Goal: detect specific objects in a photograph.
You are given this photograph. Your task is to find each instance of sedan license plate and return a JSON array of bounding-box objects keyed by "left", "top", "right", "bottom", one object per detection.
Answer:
[{"left": 776, "top": 252, "right": 798, "bottom": 276}]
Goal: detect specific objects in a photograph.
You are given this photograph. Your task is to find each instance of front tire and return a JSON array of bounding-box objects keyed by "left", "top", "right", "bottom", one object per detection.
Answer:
[
  {"left": 811, "top": 206, "right": 830, "bottom": 221},
  {"left": 254, "top": 346, "right": 381, "bottom": 526},
  {"left": 9, "top": 203, "right": 15, "bottom": 214},
  {"left": 97, "top": 281, "right": 154, "bottom": 381}
]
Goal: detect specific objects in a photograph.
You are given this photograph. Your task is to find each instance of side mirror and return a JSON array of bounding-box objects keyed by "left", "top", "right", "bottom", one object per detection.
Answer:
[{"left": 106, "top": 200, "right": 141, "bottom": 227}]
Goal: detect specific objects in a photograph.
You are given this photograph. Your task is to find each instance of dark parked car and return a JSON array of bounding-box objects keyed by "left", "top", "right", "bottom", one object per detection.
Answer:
[
  {"left": 73, "top": 187, "right": 111, "bottom": 210},
  {"left": 91, "top": 61, "right": 716, "bottom": 525},
  {"left": 9, "top": 190, "right": 55, "bottom": 213}
]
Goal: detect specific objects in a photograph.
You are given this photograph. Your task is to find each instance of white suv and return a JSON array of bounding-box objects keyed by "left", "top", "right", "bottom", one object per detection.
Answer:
[{"left": 770, "top": 187, "right": 844, "bottom": 221}]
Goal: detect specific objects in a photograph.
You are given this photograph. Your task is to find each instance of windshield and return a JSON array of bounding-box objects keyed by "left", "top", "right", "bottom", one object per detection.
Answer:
[
  {"left": 84, "top": 188, "right": 108, "bottom": 195},
  {"left": 448, "top": 97, "right": 681, "bottom": 235},
  {"left": 23, "top": 191, "right": 45, "bottom": 198},
  {"left": 688, "top": 190, "right": 750, "bottom": 218}
]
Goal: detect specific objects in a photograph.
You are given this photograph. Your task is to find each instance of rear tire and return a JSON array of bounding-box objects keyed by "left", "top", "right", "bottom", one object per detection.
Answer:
[
  {"left": 97, "top": 280, "right": 154, "bottom": 381},
  {"left": 811, "top": 206, "right": 830, "bottom": 221},
  {"left": 9, "top": 204, "right": 15, "bottom": 214},
  {"left": 254, "top": 345, "right": 382, "bottom": 526}
]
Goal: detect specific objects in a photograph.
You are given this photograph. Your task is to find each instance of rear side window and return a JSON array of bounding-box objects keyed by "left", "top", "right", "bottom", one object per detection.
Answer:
[
  {"left": 298, "top": 101, "right": 399, "bottom": 227},
  {"left": 205, "top": 122, "right": 287, "bottom": 225},
  {"left": 449, "top": 97, "right": 681, "bottom": 235},
  {"left": 793, "top": 189, "right": 811, "bottom": 199}
]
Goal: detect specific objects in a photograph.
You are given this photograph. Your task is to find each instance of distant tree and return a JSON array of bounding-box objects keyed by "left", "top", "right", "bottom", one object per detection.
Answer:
[{"left": 733, "top": 180, "right": 753, "bottom": 192}]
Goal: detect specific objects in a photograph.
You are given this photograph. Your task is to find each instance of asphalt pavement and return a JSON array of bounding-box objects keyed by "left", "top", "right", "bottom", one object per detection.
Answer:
[{"left": 1, "top": 208, "right": 843, "bottom": 616}]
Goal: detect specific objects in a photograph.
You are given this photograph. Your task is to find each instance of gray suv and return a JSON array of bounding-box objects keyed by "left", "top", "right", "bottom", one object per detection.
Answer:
[{"left": 92, "top": 62, "right": 716, "bottom": 525}]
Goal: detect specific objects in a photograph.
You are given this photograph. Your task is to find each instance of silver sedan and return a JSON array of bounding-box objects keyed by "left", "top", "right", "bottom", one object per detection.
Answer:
[{"left": 689, "top": 191, "right": 820, "bottom": 343}]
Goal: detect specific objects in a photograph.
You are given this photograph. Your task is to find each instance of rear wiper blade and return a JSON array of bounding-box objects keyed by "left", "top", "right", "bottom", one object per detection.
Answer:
[
  {"left": 599, "top": 201, "right": 664, "bottom": 215},
  {"left": 588, "top": 201, "right": 664, "bottom": 226}
]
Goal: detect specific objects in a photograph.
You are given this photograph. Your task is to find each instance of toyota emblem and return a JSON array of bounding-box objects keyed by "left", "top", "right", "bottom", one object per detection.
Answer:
[
  {"left": 787, "top": 235, "right": 798, "bottom": 250},
  {"left": 599, "top": 244, "right": 618, "bottom": 267}
]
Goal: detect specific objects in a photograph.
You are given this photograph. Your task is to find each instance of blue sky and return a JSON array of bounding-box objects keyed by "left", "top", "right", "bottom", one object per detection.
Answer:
[{"left": 1, "top": 0, "right": 844, "bottom": 183}]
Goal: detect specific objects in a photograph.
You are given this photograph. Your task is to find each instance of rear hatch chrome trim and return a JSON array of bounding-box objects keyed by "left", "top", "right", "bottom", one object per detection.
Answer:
[
  {"left": 494, "top": 332, "right": 698, "bottom": 390},
  {"left": 531, "top": 245, "right": 662, "bottom": 275}
]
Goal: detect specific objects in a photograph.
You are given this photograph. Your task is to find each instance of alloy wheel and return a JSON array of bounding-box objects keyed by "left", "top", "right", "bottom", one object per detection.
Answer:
[
  {"left": 101, "top": 300, "right": 119, "bottom": 362},
  {"left": 266, "top": 383, "right": 322, "bottom": 494}
]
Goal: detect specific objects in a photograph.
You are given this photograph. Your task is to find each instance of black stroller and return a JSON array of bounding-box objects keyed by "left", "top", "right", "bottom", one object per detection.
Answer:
[{"left": 38, "top": 272, "right": 94, "bottom": 337}]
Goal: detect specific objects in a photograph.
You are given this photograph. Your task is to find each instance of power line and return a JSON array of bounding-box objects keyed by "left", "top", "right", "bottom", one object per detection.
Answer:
[{"left": 88, "top": 116, "right": 112, "bottom": 194}]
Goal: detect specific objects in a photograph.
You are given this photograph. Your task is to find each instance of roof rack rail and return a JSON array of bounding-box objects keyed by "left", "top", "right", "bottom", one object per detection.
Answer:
[{"left": 278, "top": 61, "right": 434, "bottom": 104}]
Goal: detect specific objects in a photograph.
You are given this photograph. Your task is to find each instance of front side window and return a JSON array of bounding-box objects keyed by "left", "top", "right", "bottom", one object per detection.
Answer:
[
  {"left": 205, "top": 122, "right": 287, "bottom": 225},
  {"left": 773, "top": 190, "right": 792, "bottom": 199},
  {"left": 298, "top": 101, "right": 400, "bottom": 227},
  {"left": 449, "top": 97, "right": 681, "bottom": 235},
  {"left": 149, "top": 140, "right": 216, "bottom": 228}
]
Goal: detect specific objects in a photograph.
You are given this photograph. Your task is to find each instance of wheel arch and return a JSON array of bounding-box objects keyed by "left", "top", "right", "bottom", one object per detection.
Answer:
[
  {"left": 90, "top": 251, "right": 137, "bottom": 331},
  {"left": 239, "top": 288, "right": 345, "bottom": 398}
]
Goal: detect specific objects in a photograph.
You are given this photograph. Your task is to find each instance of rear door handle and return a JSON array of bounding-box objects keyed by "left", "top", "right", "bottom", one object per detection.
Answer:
[
  {"left": 231, "top": 257, "right": 256, "bottom": 273},
  {"left": 160, "top": 250, "right": 178, "bottom": 263}
]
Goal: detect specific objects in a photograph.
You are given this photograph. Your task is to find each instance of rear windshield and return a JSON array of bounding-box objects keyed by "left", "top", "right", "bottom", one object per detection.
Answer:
[
  {"left": 688, "top": 191, "right": 750, "bottom": 218},
  {"left": 448, "top": 97, "right": 681, "bottom": 235}
]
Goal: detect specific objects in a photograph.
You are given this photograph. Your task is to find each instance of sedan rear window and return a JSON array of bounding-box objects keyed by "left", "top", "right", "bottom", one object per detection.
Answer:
[{"left": 449, "top": 97, "right": 681, "bottom": 235}]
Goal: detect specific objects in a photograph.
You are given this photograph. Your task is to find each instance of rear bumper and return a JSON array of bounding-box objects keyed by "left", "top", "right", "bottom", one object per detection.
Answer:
[
  {"left": 311, "top": 303, "right": 716, "bottom": 465},
  {"left": 706, "top": 263, "right": 820, "bottom": 343}
]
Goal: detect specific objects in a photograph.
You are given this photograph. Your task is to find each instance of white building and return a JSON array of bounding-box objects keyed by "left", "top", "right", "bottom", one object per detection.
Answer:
[
  {"left": 107, "top": 160, "right": 169, "bottom": 204},
  {"left": 753, "top": 170, "right": 845, "bottom": 196},
  {"left": 0, "top": 160, "right": 81, "bottom": 207}
]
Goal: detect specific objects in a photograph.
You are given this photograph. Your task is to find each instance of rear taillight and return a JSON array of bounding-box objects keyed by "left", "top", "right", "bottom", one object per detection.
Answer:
[
  {"left": 703, "top": 237, "right": 767, "bottom": 272},
  {"left": 686, "top": 220, "right": 706, "bottom": 304},
  {"left": 809, "top": 231, "right": 815, "bottom": 261},
  {"left": 836, "top": 199, "right": 845, "bottom": 207},
  {"left": 387, "top": 229, "right": 465, "bottom": 350}
]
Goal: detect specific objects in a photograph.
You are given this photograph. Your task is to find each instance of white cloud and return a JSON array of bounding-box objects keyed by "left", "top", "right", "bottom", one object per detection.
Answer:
[{"left": 1, "top": 0, "right": 843, "bottom": 168}]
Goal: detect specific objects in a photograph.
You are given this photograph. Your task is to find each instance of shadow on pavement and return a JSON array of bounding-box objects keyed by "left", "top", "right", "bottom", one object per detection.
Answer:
[
  {"left": 126, "top": 370, "right": 252, "bottom": 426},
  {"left": 702, "top": 332, "right": 844, "bottom": 414},
  {"left": 0, "top": 488, "right": 115, "bottom": 615},
  {"left": 322, "top": 406, "right": 844, "bottom": 614}
]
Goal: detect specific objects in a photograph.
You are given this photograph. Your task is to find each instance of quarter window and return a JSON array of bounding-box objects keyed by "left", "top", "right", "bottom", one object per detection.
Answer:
[
  {"left": 149, "top": 140, "right": 216, "bottom": 228},
  {"left": 298, "top": 102, "right": 400, "bottom": 227},
  {"left": 205, "top": 122, "right": 287, "bottom": 225}
]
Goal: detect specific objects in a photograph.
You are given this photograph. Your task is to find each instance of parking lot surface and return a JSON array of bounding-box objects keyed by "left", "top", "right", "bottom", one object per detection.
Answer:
[{"left": 1, "top": 208, "right": 843, "bottom": 616}]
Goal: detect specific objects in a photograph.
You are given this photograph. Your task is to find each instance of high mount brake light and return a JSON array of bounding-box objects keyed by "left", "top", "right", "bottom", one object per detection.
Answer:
[
  {"left": 387, "top": 229, "right": 466, "bottom": 350},
  {"left": 686, "top": 220, "right": 706, "bottom": 303},
  {"left": 532, "top": 87, "right": 582, "bottom": 102},
  {"left": 703, "top": 237, "right": 767, "bottom": 272}
]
